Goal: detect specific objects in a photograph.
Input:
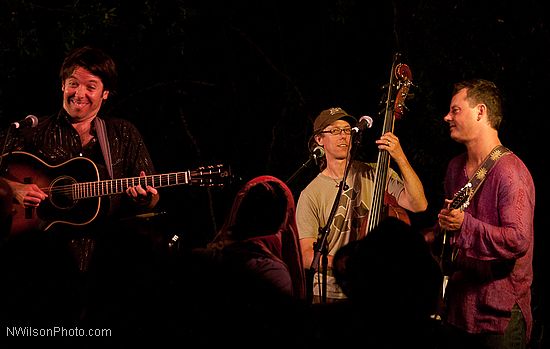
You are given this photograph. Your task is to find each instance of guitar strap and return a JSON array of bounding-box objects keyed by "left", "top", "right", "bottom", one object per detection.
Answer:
[
  {"left": 94, "top": 117, "right": 113, "bottom": 179},
  {"left": 450, "top": 144, "right": 511, "bottom": 267},
  {"left": 465, "top": 144, "right": 510, "bottom": 200},
  {"left": 441, "top": 145, "right": 511, "bottom": 252}
]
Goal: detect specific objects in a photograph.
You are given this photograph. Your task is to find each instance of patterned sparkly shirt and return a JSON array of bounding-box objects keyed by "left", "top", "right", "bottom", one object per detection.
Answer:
[{"left": 1, "top": 108, "right": 156, "bottom": 222}]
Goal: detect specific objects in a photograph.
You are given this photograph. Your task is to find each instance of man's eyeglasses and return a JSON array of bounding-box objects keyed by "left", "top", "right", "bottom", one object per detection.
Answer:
[{"left": 320, "top": 127, "right": 352, "bottom": 136}]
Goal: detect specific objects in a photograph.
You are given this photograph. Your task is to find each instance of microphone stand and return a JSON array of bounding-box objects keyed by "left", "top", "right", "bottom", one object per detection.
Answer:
[
  {"left": 308, "top": 130, "right": 362, "bottom": 303},
  {"left": 285, "top": 154, "right": 319, "bottom": 186}
]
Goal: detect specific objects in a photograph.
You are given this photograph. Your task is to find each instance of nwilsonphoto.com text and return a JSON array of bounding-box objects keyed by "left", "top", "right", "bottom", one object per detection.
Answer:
[{"left": 5, "top": 326, "right": 112, "bottom": 337}]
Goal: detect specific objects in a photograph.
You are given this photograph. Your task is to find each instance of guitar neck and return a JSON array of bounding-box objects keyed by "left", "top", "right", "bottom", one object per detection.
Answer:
[
  {"left": 74, "top": 172, "right": 191, "bottom": 199},
  {"left": 439, "top": 228, "right": 456, "bottom": 276}
]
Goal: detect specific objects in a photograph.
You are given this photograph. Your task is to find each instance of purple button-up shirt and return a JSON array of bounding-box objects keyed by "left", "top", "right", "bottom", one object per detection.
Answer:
[{"left": 444, "top": 151, "right": 535, "bottom": 342}]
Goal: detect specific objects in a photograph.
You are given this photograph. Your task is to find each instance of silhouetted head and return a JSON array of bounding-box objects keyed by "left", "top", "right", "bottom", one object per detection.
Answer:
[
  {"left": 229, "top": 176, "right": 292, "bottom": 240},
  {"left": 210, "top": 175, "right": 306, "bottom": 299},
  {"left": 333, "top": 217, "right": 442, "bottom": 318}
]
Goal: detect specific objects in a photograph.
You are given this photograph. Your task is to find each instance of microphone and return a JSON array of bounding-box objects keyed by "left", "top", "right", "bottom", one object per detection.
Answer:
[
  {"left": 352, "top": 115, "right": 373, "bottom": 133},
  {"left": 311, "top": 146, "right": 325, "bottom": 160},
  {"left": 11, "top": 115, "right": 38, "bottom": 129}
]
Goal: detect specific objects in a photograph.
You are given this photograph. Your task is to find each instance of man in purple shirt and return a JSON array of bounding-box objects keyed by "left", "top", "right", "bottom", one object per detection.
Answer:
[{"left": 437, "top": 79, "right": 535, "bottom": 349}]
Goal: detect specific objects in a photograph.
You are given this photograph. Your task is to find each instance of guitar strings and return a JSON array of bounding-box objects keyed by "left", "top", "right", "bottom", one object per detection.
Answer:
[{"left": 36, "top": 169, "right": 225, "bottom": 197}]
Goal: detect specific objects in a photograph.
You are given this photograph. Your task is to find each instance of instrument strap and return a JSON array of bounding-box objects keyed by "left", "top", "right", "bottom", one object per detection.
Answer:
[
  {"left": 94, "top": 117, "right": 113, "bottom": 179},
  {"left": 466, "top": 144, "right": 511, "bottom": 199}
]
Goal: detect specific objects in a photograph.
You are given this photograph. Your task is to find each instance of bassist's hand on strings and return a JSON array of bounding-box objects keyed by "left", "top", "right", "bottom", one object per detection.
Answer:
[
  {"left": 3, "top": 178, "right": 47, "bottom": 208},
  {"left": 376, "top": 132, "right": 407, "bottom": 163},
  {"left": 438, "top": 199, "right": 464, "bottom": 231},
  {"left": 375, "top": 131, "right": 428, "bottom": 213}
]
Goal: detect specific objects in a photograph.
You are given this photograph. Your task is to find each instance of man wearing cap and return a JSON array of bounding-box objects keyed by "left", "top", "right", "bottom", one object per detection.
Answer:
[{"left": 296, "top": 107, "right": 428, "bottom": 303}]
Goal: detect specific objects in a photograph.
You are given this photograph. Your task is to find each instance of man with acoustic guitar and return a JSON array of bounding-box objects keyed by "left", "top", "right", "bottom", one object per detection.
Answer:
[
  {"left": 295, "top": 107, "right": 428, "bottom": 304},
  {"left": 436, "top": 79, "right": 535, "bottom": 349},
  {"left": 0, "top": 46, "right": 160, "bottom": 327}
]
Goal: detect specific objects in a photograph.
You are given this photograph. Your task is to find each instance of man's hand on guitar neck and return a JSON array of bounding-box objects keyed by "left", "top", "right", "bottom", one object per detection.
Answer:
[
  {"left": 3, "top": 178, "right": 48, "bottom": 208},
  {"left": 438, "top": 198, "right": 465, "bottom": 232},
  {"left": 125, "top": 170, "right": 159, "bottom": 209}
]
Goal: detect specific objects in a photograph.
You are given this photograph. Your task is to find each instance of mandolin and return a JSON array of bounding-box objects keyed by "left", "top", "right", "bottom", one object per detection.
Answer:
[
  {"left": 438, "top": 182, "right": 472, "bottom": 277},
  {"left": 431, "top": 182, "right": 472, "bottom": 320}
]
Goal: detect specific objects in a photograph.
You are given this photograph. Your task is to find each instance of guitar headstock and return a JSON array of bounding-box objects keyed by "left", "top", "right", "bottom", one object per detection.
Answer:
[
  {"left": 190, "top": 164, "right": 232, "bottom": 187},
  {"left": 450, "top": 182, "right": 472, "bottom": 211}
]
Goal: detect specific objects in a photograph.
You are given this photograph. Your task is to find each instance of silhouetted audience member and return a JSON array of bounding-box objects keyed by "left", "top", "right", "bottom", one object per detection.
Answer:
[
  {"left": 207, "top": 175, "right": 306, "bottom": 298},
  {"left": 324, "top": 217, "right": 443, "bottom": 348},
  {"left": 167, "top": 175, "right": 309, "bottom": 344}
]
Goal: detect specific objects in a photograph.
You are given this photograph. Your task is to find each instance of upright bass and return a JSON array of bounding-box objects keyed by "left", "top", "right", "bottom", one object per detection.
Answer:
[{"left": 364, "top": 53, "right": 413, "bottom": 235}]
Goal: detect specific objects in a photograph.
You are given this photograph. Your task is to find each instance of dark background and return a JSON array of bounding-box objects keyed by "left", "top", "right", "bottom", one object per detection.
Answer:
[{"left": 0, "top": 0, "right": 546, "bottom": 343}]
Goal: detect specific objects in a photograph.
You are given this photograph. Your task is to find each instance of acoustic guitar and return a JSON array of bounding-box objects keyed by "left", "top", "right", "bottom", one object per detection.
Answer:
[{"left": 1, "top": 151, "right": 231, "bottom": 235}]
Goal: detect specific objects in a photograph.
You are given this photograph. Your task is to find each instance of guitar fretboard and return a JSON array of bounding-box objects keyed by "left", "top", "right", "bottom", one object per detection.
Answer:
[{"left": 73, "top": 172, "right": 191, "bottom": 199}]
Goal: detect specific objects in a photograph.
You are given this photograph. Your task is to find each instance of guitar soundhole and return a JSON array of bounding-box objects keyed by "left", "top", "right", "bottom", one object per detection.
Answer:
[{"left": 49, "top": 176, "right": 77, "bottom": 210}]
